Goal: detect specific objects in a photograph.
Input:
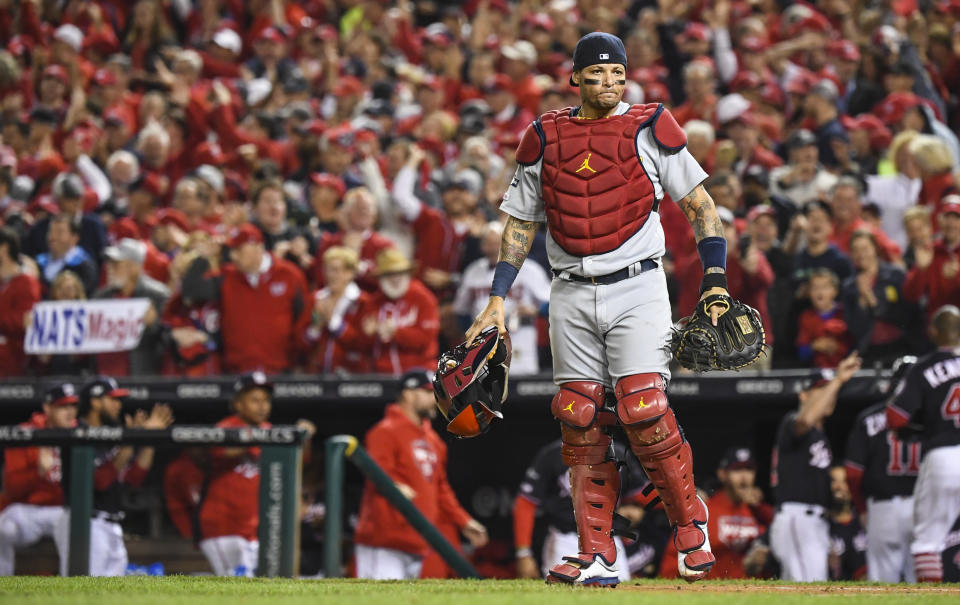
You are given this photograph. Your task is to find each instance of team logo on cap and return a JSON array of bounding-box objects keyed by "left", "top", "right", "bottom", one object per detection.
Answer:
[
  {"left": 599, "top": 53, "right": 609, "bottom": 60},
  {"left": 62, "top": 384, "right": 74, "bottom": 396}
]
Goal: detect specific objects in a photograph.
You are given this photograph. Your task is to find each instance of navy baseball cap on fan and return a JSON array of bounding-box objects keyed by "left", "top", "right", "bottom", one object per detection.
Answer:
[
  {"left": 400, "top": 369, "right": 433, "bottom": 391},
  {"left": 719, "top": 447, "right": 756, "bottom": 471},
  {"left": 234, "top": 371, "right": 274, "bottom": 395},
  {"left": 570, "top": 32, "right": 628, "bottom": 86},
  {"left": 44, "top": 383, "right": 79, "bottom": 407},
  {"left": 81, "top": 376, "right": 130, "bottom": 402}
]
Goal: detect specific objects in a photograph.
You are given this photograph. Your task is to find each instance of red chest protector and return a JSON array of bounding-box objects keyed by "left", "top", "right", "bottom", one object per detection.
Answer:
[{"left": 516, "top": 103, "right": 687, "bottom": 257}]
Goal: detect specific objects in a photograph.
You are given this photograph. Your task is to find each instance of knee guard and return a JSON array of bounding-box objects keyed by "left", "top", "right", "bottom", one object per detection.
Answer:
[
  {"left": 616, "top": 374, "right": 701, "bottom": 531},
  {"left": 551, "top": 382, "right": 619, "bottom": 563},
  {"left": 552, "top": 381, "right": 611, "bottom": 465}
]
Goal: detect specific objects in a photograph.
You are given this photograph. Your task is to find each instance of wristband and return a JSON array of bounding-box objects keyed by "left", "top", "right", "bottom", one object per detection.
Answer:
[
  {"left": 516, "top": 547, "right": 533, "bottom": 558},
  {"left": 490, "top": 261, "right": 519, "bottom": 298},
  {"left": 699, "top": 271, "right": 728, "bottom": 294},
  {"left": 696, "top": 236, "right": 727, "bottom": 272}
]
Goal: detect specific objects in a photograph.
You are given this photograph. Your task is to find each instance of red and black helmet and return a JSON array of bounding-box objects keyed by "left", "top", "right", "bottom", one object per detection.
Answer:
[{"left": 433, "top": 326, "right": 512, "bottom": 438}]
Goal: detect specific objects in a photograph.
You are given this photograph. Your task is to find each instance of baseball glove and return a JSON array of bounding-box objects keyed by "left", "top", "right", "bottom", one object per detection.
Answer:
[{"left": 670, "top": 293, "right": 765, "bottom": 371}]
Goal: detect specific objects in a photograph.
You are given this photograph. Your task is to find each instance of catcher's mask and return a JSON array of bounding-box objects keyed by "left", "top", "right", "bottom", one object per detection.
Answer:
[{"left": 433, "top": 326, "right": 512, "bottom": 438}]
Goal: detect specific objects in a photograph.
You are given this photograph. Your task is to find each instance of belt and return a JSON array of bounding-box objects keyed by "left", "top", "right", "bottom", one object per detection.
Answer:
[
  {"left": 776, "top": 502, "right": 826, "bottom": 518},
  {"left": 553, "top": 259, "right": 658, "bottom": 285},
  {"left": 93, "top": 510, "right": 124, "bottom": 523}
]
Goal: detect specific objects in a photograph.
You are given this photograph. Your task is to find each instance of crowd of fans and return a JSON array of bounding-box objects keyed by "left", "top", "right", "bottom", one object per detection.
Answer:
[{"left": 0, "top": 0, "right": 960, "bottom": 379}]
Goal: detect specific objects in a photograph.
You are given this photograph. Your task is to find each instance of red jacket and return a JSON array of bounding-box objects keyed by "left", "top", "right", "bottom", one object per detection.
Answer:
[
  {"left": 307, "top": 285, "right": 372, "bottom": 374},
  {"left": 830, "top": 218, "right": 902, "bottom": 262},
  {"left": 409, "top": 204, "right": 464, "bottom": 296},
  {"left": 354, "top": 404, "right": 471, "bottom": 555},
  {"left": 0, "top": 272, "right": 41, "bottom": 377},
  {"left": 162, "top": 293, "right": 221, "bottom": 377},
  {"left": 199, "top": 415, "right": 269, "bottom": 541},
  {"left": 163, "top": 451, "right": 206, "bottom": 539},
  {"left": 796, "top": 305, "right": 852, "bottom": 368},
  {"left": 725, "top": 250, "right": 776, "bottom": 345},
  {"left": 313, "top": 230, "right": 396, "bottom": 292},
  {"left": 0, "top": 413, "right": 63, "bottom": 511},
  {"left": 660, "top": 490, "right": 773, "bottom": 579},
  {"left": 903, "top": 240, "right": 960, "bottom": 319},
  {"left": 360, "top": 279, "right": 440, "bottom": 375},
  {"left": 220, "top": 255, "right": 310, "bottom": 374}
]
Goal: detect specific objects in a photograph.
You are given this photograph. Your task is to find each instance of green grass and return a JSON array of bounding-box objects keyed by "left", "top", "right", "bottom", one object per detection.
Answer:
[{"left": 0, "top": 577, "right": 958, "bottom": 605}]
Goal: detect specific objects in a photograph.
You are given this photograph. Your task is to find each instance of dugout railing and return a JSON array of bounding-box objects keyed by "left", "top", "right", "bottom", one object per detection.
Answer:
[{"left": 0, "top": 426, "right": 308, "bottom": 577}]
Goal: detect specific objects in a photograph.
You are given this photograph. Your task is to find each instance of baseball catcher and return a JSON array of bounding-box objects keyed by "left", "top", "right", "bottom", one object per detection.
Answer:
[{"left": 461, "top": 31, "right": 744, "bottom": 586}]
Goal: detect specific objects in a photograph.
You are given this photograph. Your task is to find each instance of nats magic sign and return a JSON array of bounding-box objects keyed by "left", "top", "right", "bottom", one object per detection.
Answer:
[{"left": 25, "top": 299, "right": 152, "bottom": 354}]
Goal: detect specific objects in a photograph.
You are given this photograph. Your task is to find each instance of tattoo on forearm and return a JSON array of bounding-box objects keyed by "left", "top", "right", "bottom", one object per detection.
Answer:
[
  {"left": 678, "top": 185, "right": 724, "bottom": 242},
  {"left": 500, "top": 216, "right": 538, "bottom": 269}
]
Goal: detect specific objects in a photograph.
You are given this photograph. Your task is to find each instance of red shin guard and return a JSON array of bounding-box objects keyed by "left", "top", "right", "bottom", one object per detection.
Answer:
[{"left": 569, "top": 461, "right": 620, "bottom": 564}]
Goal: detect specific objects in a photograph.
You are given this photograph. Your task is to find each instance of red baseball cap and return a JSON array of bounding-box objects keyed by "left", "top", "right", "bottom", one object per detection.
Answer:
[
  {"left": 156, "top": 208, "right": 190, "bottom": 232},
  {"left": 483, "top": 73, "right": 513, "bottom": 95},
  {"left": 941, "top": 194, "right": 960, "bottom": 215},
  {"left": 103, "top": 107, "right": 133, "bottom": 132},
  {"left": 93, "top": 68, "right": 118, "bottom": 87},
  {"left": 45, "top": 383, "right": 79, "bottom": 407},
  {"left": 828, "top": 39, "right": 861, "bottom": 62},
  {"left": 43, "top": 64, "right": 69, "bottom": 84},
  {"left": 740, "top": 37, "right": 769, "bottom": 53},
  {"left": 840, "top": 114, "right": 892, "bottom": 151},
  {"left": 523, "top": 13, "right": 554, "bottom": 31},
  {"left": 227, "top": 223, "right": 264, "bottom": 248},
  {"left": 310, "top": 172, "right": 346, "bottom": 197},
  {"left": 730, "top": 71, "right": 764, "bottom": 92},
  {"left": 257, "top": 26, "right": 286, "bottom": 45},
  {"left": 680, "top": 22, "right": 711, "bottom": 42},
  {"left": 333, "top": 76, "right": 365, "bottom": 98},
  {"left": 747, "top": 205, "right": 777, "bottom": 223},
  {"left": 108, "top": 217, "right": 141, "bottom": 242},
  {"left": 874, "top": 92, "right": 926, "bottom": 126}
]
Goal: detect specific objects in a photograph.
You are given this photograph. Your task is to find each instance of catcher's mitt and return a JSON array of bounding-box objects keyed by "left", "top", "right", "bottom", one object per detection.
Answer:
[{"left": 670, "top": 293, "right": 765, "bottom": 371}]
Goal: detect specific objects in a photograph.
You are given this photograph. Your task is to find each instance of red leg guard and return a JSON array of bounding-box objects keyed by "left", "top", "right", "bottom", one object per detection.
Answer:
[{"left": 550, "top": 382, "right": 619, "bottom": 566}]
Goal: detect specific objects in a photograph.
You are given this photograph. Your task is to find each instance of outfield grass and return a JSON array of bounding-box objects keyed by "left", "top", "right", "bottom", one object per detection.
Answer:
[{"left": 1, "top": 577, "right": 959, "bottom": 605}]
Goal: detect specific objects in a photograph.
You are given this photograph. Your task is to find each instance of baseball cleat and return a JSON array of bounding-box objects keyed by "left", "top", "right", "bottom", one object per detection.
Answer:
[
  {"left": 675, "top": 496, "right": 715, "bottom": 582},
  {"left": 546, "top": 553, "right": 620, "bottom": 587}
]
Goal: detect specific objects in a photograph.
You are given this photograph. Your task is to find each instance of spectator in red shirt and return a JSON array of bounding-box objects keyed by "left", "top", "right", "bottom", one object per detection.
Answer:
[
  {"left": 307, "top": 246, "right": 372, "bottom": 374},
  {"left": 0, "top": 384, "right": 77, "bottom": 576},
  {"left": 355, "top": 370, "right": 487, "bottom": 579},
  {"left": 909, "top": 134, "right": 957, "bottom": 217},
  {"left": 314, "top": 187, "right": 395, "bottom": 292},
  {"left": 0, "top": 227, "right": 42, "bottom": 378},
  {"left": 219, "top": 223, "right": 310, "bottom": 374},
  {"left": 796, "top": 269, "right": 852, "bottom": 369},
  {"left": 359, "top": 248, "right": 440, "bottom": 376},
  {"left": 660, "top": 447, "right": 773, "bottom": 579},
  {"left": 500, "top": 40, "right": 542, "bottom": 116},
  {"left": 672, "top": 61, "right": 717, "bottom": 126},
  {"left": 829, "top": 177, "right": 902, "bottom": 264},
  {"left": 904, "top": 195, "right": 960, "bottom": 318},
  {"left": 199, "top": 373, "right": 315, "bottom": 576}
]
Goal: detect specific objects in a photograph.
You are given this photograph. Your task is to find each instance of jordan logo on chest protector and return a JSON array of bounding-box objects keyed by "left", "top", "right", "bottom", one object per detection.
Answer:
[{"left": 575, "top": 152, "right": 597, "bottom": 174}]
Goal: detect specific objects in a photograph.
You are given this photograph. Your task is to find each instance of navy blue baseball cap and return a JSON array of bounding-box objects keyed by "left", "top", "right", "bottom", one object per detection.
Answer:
[
  {"left": 719, "top": 447, "right": 756, "bottom": 470},
  {"left": 570, "top": 32, "right": 628, "bottom": 86},
  {"left": 234, "top": 371, "right": 274, "bottom": 394},
  {"left": 81, "top": 375, "right": 130, "bottom": 402},
  {"left": 44, "top": 383, "right": 79, "bottom": 407},
  {"left": 400, "top": 369, "right": 433, "bottom": 391}
]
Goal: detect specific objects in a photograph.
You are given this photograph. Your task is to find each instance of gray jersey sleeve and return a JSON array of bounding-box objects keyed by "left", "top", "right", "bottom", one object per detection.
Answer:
[
  {"left": 637, "top": 128, "right": 709, "bottom": 202},
  {"left": 499, "top": 160, "right": 546, "bottom": 222}
]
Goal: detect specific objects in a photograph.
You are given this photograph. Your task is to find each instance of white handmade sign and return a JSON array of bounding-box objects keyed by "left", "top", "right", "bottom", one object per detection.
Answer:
[{"left": 25, "top": 299, "right": 152, "bottom": 354}]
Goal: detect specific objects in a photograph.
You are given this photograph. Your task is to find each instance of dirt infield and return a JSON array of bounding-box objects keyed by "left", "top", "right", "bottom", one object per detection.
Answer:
[{"left": 623, "top": 581, "right": 960, "bottom": 594}]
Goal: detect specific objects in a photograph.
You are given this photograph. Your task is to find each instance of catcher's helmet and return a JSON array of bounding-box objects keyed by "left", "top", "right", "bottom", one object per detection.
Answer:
[{"left": 433, "top": 326, "right": 512, "bottom": 438}]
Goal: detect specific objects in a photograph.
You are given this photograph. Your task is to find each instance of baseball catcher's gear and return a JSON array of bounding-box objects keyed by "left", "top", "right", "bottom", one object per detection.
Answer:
[
  {"left": 669, "top": 293, "right": 765, "bottom": 371},
  {"left": 433, "top": 326, "right": 512, "bottom": 438}
]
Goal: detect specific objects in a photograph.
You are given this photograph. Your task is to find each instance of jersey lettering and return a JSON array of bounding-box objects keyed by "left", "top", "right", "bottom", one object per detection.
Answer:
[
  {"left": 809, "top": 440, "right": 832, "bottom": 469},
  {"left": 942, "top": 383, "right": 960, "bottom": 428},
  {"left": 885, "top": 432, "right": 921, "bottom": 476}
]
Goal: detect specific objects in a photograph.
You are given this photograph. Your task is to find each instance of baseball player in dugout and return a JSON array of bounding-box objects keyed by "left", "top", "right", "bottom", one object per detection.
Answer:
[
  {"left": 198, "top": 372, "right": 316, "bottom": 576},
  {"left": 886, "top": 305, "right": 960, "bottom": 583},
  {"left": 56, "top": 376, "right": 174, "bottom": 576},
  {"left": 466, "top": 32, "right": 740, "bottom": 586},
  {"left": 768, "top": 353, "right": 861, "bottom": 582},
  {"left": 843, "top": 356, "right": 921, "bottom": 582},
  {"left": 354, "top": 370, "right": 488, "bottom": 580},
  {"left": 0, "top": 384, "right": 78, "bottom": 575}
]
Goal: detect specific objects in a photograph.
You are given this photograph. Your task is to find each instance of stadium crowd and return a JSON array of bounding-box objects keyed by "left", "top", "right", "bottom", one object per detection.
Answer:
[
  {"left": 0, "top": 0, "right": 959, "bottom": 585},
  {"left": 1, "top": 0, "right": 960, "bottom": 378}
]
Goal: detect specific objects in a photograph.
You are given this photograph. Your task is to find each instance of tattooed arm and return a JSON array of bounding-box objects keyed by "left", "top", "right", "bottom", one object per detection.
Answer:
[
  {"left": 499, "top": 216, "right": 539, "bottom": 269},
  {"left": 677, "top": 184, "right": 730, "bottom": 318},
  {"left": 464, "top": 215, "right": 540, "bottom": 341}
]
